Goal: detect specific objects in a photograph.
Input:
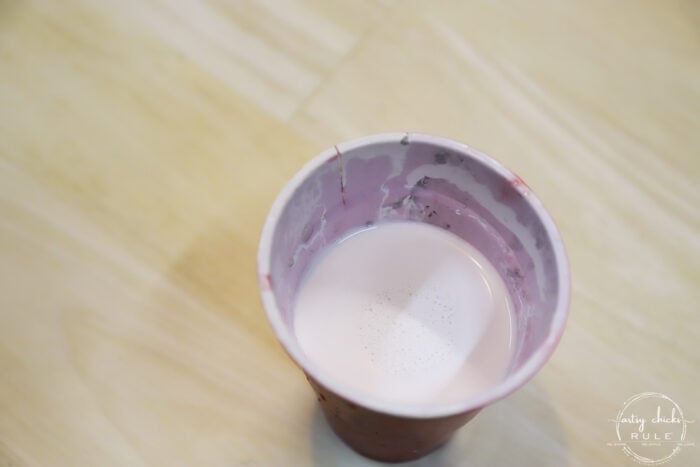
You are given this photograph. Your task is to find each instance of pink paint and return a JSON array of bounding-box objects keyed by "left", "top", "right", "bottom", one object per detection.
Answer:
[
  {"left": 294, "top": 222, "right": 514, "bottom": 408},
  {"left": 510, "top": 173, "right": 531, "bottom": 194},
  {"left": 259, "top": 273, "right": 272, "bottom": 292}
]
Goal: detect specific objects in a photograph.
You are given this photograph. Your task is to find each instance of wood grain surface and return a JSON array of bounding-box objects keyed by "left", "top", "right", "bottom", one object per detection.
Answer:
[{"left": 1, "top": 1, "right": 698, "bottom": 466}]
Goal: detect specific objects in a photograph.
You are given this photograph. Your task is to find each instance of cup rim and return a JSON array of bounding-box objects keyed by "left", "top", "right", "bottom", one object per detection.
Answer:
[{"left": 257, "top": 132, "right": 571, "bottom": 419}]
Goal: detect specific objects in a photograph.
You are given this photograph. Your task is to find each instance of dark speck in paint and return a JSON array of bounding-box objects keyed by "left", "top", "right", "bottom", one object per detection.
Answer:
[
  {"left": 434, "top": 152, "right": 448, "bottom": 164},
  {"left": 390, "top": 195, "right": 407, "bottom": 209},
  {"left": 506, "top": 267, "right": 524, "bottom": 281}
]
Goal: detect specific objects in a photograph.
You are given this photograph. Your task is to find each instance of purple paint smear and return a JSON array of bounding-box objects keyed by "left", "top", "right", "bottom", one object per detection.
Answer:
[{"left": 268, "top": 139, "right": 560, "bottom": 374}]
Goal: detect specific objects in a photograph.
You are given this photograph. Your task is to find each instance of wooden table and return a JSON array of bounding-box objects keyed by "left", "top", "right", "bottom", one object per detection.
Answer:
[{"left": 1, "top": 1, "right": 698, "bottom": 466}]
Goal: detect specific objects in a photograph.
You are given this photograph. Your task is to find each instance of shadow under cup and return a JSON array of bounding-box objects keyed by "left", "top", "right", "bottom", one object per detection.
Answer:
[{"left": 257, "top": 133, "right": 570, "bottom": 462}]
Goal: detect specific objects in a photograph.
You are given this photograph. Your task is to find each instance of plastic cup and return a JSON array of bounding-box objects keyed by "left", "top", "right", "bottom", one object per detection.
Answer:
[{"left": 257, "top": 133, "right": 570, "bottom": 462}]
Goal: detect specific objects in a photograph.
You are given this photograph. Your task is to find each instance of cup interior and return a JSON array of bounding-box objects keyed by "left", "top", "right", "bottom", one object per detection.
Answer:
[{"left": 258, "top": 133, "right": 569, "bottom": 417}]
